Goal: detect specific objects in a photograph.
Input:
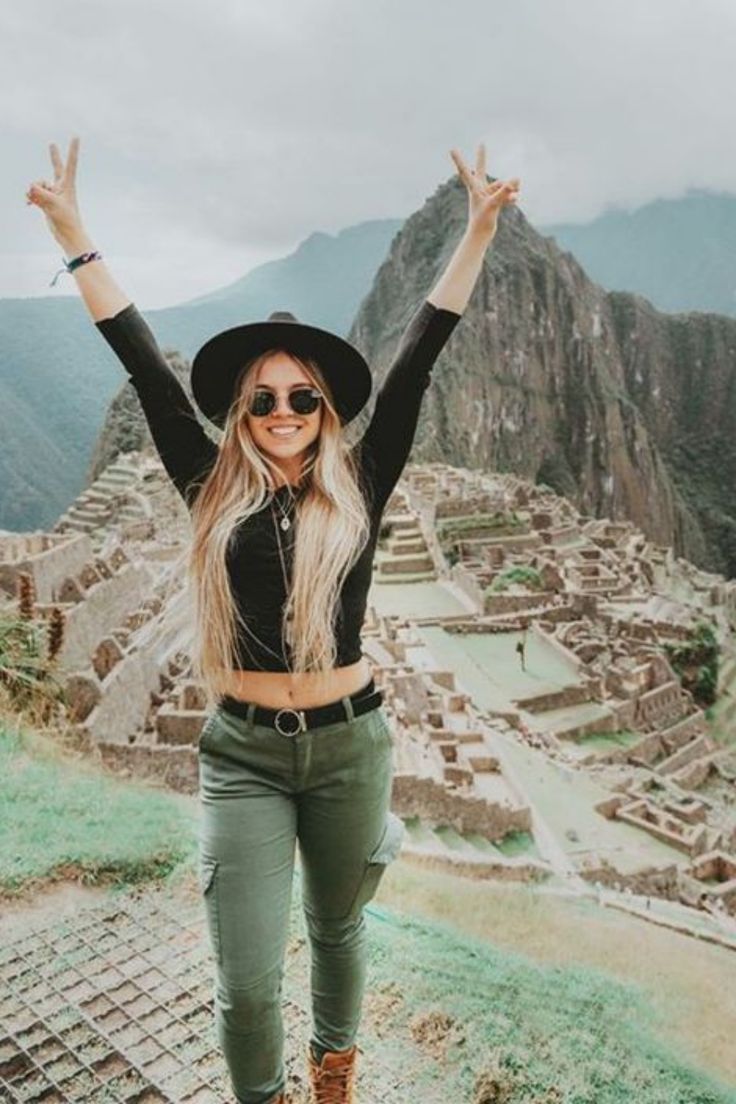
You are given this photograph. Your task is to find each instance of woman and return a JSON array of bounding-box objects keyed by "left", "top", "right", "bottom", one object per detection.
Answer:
[{"left": 27, "top": 138, "right": 519, "bottom": 1104}]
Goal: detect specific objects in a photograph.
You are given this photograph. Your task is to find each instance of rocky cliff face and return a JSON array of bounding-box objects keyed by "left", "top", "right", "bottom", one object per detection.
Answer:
[
  {"left": 87, "top": 349, "right": 199, "bottom": 483},
  {"left": 92, "top": 177, "right": 736, "bottom": 579},
  {"left": 609, "top": 294, "right": 736, "bottom": 575},
  {"left": 350, "top": 177, "right": 736, "bottom": 577}
]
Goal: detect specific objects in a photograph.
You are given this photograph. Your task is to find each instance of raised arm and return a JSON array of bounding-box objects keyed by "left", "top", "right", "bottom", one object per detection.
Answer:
[
  {"left": 359, "top": 142, "right": 520, "bottom": 511},
  {"left": 429, "top": 143, "right": 520, "bottom": 313},
  {"left": 358, "top": 299, "right": 462, "bottom": 511},
  {"left": 26, "top": 137, "right": 218, "bottom": 508}
]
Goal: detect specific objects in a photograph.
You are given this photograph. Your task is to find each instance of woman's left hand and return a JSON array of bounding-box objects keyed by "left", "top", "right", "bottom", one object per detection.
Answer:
[{"left": 450, "top": 143, "right": 520, "bottom": 241}]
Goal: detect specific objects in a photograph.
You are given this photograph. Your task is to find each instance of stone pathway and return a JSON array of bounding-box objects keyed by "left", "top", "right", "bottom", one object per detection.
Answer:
[{"left": 0, "top": 876, "right": 460, "bottom": 1104}]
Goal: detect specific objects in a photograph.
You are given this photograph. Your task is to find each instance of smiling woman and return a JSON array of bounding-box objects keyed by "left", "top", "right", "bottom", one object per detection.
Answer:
[
  {"left": 26, "top": 133, "right": 518, "bottom": 1104},
  {"left": 245, "top": 355, "right": 325, "bottom": 487}
]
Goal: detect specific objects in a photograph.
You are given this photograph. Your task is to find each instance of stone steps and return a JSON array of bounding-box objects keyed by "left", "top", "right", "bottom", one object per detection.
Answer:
[
  {"left": 382, "top": 513, "right": 419, "bottom": 531},
  {"left": 403, "top": 815, "right": 537, "bottom": 862},
  {"left": 82, "top": 488, "right": 125, "bottom": 507},
  {"left": 55, "top": 459, "right": 144, "bottom": 535},
  {"left": 388, "top": 535, "right": 426, "bottom": 555},
  {"left": 377, "top": 550, "right": 434, "bottom": 575},
  {"left": 57, "top": 508, "right": 102, "bottom": 533},
  {"left": 67, "top": 504, "right": 109, "bottom": 524},
  {"left": 373, "top": 568, "right": 437, "bottom": 584},
  {"left": 118, "top": 504, "right": 148, "bottom": 521},
  {"left": 103, "top": 462, "right": 139, "bottom": 480}
]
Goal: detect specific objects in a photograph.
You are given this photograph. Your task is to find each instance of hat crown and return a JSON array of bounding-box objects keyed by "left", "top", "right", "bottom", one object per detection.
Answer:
[{"left": 191, "top": 310, "right": 372, "bottom": 428}]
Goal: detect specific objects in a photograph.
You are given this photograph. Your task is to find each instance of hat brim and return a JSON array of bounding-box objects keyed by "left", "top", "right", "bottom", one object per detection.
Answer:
[{"left": 191, "top": 319, "right": 372, "bottom": 428}]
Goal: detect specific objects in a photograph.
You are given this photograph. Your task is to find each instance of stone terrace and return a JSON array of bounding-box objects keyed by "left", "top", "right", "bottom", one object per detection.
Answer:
[{"left": 3, "top": 450, "right": 736, "bottom": 926}]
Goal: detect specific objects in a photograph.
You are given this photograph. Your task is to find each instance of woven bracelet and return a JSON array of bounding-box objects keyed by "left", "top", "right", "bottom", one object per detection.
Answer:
[{"left": 49, "top": 250, "right": 102, "bottom": 287}]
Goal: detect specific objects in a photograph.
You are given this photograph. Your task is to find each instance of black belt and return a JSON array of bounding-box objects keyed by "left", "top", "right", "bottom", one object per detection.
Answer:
[{"left": 219, "top": 678, "right": 383, "bottom": 737}]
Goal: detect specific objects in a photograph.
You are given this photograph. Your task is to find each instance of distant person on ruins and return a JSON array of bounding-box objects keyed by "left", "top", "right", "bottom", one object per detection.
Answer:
[
  {"left": 516, "top": 618, "right": 529, "bottom": 671},
  {"left": 27, "top": 137, "right": 519, "bottom": 1104}
]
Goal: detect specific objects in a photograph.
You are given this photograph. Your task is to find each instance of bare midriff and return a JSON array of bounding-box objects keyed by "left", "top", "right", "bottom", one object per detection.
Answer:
[{"left": 216, "top": 654, "right": 373, "bottom": 710}]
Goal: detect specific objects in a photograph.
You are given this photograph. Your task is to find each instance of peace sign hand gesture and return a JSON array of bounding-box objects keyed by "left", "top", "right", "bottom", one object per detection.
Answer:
[
  {"left": 26, "top": 136, "right": 84, "bottom": 249},
  {"left": 450, "top": 143, "right": 520, "bottom": 242}
]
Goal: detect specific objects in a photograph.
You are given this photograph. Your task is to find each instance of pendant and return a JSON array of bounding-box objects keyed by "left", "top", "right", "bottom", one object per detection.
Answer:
[{"left": 280, "top": 516, "right": 291, "bottom": 531}]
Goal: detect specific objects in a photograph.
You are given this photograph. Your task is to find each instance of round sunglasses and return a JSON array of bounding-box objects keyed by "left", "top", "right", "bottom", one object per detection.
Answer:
[{"left": 248, "top": 387, "right": 323, "bottom": 418}]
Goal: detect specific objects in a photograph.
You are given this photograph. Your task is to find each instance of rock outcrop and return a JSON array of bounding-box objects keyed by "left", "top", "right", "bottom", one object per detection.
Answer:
[{"left": 349, "top": 176, "right": 736, "bottom": 577}]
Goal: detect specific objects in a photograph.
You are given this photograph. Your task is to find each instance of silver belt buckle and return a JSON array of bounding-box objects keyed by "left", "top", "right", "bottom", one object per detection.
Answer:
[{"left": 274, "top": 707, "right": 307, "bottom": 737}]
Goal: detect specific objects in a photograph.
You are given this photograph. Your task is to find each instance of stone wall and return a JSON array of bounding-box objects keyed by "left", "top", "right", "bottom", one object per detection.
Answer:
[
  {"left": 0, "top": 531, "right": 94, "bottom": 603},
  {"left": 392, "top": 771, "right": 530, "bottom": 840}
]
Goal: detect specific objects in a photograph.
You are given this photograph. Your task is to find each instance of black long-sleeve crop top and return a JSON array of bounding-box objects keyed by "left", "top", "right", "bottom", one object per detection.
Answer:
[{"left": 95, "top": 298, "right": 462, "bottom": 671}]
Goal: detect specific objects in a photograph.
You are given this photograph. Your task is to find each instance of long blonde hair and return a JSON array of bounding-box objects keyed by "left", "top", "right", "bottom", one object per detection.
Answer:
[{"left": 171, "top": 347, "right": 372, "bottom": 707}]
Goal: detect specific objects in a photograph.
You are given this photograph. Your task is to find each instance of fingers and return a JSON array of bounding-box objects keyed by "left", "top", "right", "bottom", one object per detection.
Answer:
[
  {"left": 503, "top": 177, "right": 521, "bottom": 205},
  {"left": 451, "top": 146, "right": 521, "bottom": 207},
  {"left": 25, "top": 180, "right": 57, "bottom": 207},
  {"left": 475, "top": 142, "right": 487, "bottom": 183},
  {"left": 450, "top": 147, "right": 476, "bottom": 191},
  {"left": 488, "top": 177, "right": 521, "bottom": 206},
  {"left": 486, "top": 179, "right": 508, "bottom": 201},
  {"left": 507, "top": 176, "right": 521, "bottom": 199},
  {"left": 66, "top": 136, "right": 80, "bottom": 189},
  {"left": 49, "top": 142, "right": 64, "bottom": 182}
]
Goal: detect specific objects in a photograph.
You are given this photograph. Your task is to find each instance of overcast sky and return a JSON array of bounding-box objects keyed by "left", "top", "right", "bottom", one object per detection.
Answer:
[{"left": 3, "top": 0, "right": 735, "bottom": 309}]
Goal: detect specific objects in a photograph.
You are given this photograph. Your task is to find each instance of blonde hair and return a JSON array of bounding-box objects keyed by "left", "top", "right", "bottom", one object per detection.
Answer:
[{"left": 155, "top": 347, "right": 371, "bottom": 710}]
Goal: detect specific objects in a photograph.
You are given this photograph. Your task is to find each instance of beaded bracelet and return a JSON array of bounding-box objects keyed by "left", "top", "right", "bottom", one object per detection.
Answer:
[{"left": 49, "top": 250, "right": 102, "bottom": 287}]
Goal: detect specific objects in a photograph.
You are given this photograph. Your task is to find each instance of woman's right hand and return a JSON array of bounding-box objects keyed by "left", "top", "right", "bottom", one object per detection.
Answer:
[{"left": 26, "top": 136, "right": 85, "bottom": 251}]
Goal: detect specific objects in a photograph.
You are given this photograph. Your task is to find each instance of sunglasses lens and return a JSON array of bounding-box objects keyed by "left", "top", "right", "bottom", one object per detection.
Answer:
[
  {"left": 248, "top": 388, "right": 322, "bottom": 417},
  {"left": 249, "top": 392, "right": 275, "bottom": 416},
  {"left": 290, "top": 389, "right": 321, "bottom": 414}
]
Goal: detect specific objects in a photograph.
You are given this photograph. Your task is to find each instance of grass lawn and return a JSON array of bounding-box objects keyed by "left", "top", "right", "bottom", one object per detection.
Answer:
[
  {"left": 0, "top": 720, "right": 197, "bottom": 898},
  {"left": 3, "top": 713, "right": 736, "bottom": 1101}
]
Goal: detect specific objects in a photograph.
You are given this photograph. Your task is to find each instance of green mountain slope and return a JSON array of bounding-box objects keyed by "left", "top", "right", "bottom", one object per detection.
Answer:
[
  {"left": 0, "top": 218, "right": 402, "bottom": 531},
  {"left": 543, "top": 191, "right": 736, "bottom": 317}
]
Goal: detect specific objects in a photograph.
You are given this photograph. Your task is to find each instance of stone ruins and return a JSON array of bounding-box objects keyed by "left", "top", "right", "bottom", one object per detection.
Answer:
[{"left": 2, "top": 445, "right": 736, "bottom": 929}]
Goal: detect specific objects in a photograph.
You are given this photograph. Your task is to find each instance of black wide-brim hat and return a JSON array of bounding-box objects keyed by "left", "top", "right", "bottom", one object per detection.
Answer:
[{"left": 190, "top": 310, "right": 373, "bottom": 429}]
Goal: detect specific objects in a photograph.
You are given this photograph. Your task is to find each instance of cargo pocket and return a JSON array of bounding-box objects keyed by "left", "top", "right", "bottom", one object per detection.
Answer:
[
  {"left": 375, "top": 709, "right": 394, "bottom": 748},
  {"left": 198, "top": 713, "right": 218, "bottom": 754},
  {"left": 345, "top": 811, "right": 406, "bottom": 919},
  {"left": 199, "top": 856, "right": 222, "bottom": 963}
]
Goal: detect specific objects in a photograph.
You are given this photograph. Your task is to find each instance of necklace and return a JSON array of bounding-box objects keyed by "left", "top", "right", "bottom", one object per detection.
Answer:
[
  {"left": 272, "top": 484, "right": 298, "bottom": 531},
  {"left": 270, "top": 501, "right": 295, "bottom": 669}
]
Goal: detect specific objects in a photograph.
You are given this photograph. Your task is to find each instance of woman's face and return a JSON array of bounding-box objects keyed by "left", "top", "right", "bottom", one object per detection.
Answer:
[{"left": 246, "top": 352, "right": 323, "bottom": 473}]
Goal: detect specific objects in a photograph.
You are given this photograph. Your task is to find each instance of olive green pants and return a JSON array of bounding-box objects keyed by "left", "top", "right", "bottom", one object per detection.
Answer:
[{"left": 196, "top": 688, "right": 405, "bottom": 1104}]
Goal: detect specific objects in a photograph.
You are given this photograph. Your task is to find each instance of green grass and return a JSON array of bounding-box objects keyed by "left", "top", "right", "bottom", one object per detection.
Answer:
[
  {"left": 2, "top": 716, "right": 735, "bottom": 1099},
  {"left": 488, "top": 565, "right": 544, "bottom": 594},
  {"left": 493, "top": 829, "right": 537, "bottom": 858},
  {"left": 577, "top": 728, "right": 641, "bottom": 750},
  {"left": 0, "top": 723, "right": 197, "bottom": 897},
  {"left": 435, "top": 511, "right": 526, "bottom": 541},
  {"left": 359, "top": 902, "right": 736, "bottom": 1103}
]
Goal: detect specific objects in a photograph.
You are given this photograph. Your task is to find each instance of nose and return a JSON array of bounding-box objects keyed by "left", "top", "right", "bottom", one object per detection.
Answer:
[{"left": 272, "top": 394, "right": 296, "bottom": 415}]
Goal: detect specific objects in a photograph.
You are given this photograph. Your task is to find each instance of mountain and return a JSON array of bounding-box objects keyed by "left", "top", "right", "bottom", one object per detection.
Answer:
[
  {"left": 151, "top": 219, "right": 404, "bottom": 352},
  {"left": 0, "top": 296, "right": 115, "bottom": 532},
  {"left": 542, "top": 191, "right": 736, "bottom": 317},
  {"left": 350, "top": 177, "right": 736, "bottom": 577},
  {"left": 0, "top": 218, "right": 402, "bottom": 531},
  {"left": 9, "top": 183, "right": 736, "bottom": 580}
]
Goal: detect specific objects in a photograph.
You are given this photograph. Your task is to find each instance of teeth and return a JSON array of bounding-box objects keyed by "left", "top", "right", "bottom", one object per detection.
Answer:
[{"left": 269, "top": 426, "right": 300, "bottom": 436}]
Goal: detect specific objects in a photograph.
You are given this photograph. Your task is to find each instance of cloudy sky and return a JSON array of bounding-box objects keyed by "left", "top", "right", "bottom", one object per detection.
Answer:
[{"left": 3, "top": 0, "right": 735, "bottom": 308}]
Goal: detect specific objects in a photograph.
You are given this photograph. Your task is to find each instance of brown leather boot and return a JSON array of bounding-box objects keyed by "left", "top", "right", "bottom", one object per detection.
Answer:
[{"left": 307, "top": 1042, "right": 358, "bottom": 1103}]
